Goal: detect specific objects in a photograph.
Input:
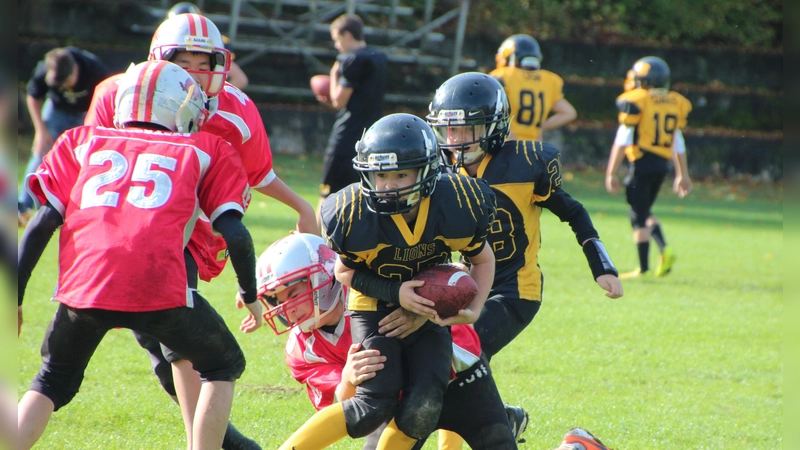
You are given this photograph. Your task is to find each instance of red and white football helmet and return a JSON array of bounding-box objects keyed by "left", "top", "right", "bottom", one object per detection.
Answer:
[
  {"left": 114, "top": 60, "right": 208, "bottom": 133},
  {"left": 149, "top": 13, "right": 231, "bottom": 97},
  {"left": 257, "top": 233, "right": 345, "bottom": 334}
]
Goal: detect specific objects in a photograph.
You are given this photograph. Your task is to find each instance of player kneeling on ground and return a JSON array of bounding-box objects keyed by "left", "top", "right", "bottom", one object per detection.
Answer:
[{"left": 244, "top": 233, "right": 523, "bottom": 449}]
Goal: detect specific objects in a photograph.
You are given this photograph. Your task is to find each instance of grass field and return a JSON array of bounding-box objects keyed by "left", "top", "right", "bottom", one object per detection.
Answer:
[{"left": 17, "top": 152, "right": 782, "bottom": 449}]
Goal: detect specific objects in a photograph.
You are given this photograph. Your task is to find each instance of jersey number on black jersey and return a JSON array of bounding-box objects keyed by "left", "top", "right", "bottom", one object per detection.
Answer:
[{"left": 517, "top": 89, "right": 545, "bottom": 128}]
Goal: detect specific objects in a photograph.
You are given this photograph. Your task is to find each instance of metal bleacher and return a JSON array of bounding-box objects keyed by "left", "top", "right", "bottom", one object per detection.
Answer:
[{"left": 133, "top": 0, "right": 475, "bottom": 104}]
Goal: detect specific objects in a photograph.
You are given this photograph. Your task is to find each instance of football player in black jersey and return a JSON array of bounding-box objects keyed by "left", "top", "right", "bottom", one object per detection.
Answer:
[
  {"left": 279, "top": 113, "right": 500, "bottom": 450},
  {"left": 427, "top": 72, "right": 623, "bottom": 361}
]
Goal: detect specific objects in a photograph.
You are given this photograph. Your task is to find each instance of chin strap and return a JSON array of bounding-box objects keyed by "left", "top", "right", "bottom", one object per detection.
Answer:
[{"left": 582, "top": 238, "right": 618, "bottom": 280}]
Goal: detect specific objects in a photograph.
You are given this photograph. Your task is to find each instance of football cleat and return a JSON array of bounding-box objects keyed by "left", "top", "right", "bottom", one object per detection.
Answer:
[
  {"left": 619, "top": 268, "right": 649, "bottom": 279},
  {"left": 654, "top": 246, "right": 676, "bottom": 277},
  {"left": 504, "top": 403, "right": 529, "bottom": 443},
  {"left": 559, "top": 427, "right": 610, "bottom": 450}
]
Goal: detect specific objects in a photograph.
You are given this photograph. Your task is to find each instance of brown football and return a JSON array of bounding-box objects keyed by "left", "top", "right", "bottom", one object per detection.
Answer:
[
  {"left": 310, "top": 74, "right": 331, "bottom": 98},
  {"left": 413, "top": 264, "right": 478, "bottom": 318}
]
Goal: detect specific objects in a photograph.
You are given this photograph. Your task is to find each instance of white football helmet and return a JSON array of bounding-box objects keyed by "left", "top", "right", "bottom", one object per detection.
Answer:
[
  {"left": 149, "top": 13, "right": 231, "bottom": 96},
  {"left": 257, "top": 233, "right": 345, "bottom": 334},
  {"left": 114, "top": 60, "right": 208, "bottom": 133}
]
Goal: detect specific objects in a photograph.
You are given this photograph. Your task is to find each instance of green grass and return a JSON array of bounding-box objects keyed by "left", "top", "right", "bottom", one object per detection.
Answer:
[{"left": 17, "top": 153, "right": 782, "bottom": 449}]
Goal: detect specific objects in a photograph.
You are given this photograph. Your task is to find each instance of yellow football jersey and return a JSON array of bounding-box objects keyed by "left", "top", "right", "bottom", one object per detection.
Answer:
[
  {"left": 616, "top": 88, "right": 692, "bottom": 161},
  {"left": 489, "top": 67, "right": 564, "bottom": 141}
]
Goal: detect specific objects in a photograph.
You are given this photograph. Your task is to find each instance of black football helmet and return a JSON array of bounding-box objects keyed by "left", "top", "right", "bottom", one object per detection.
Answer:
[
  {"left": 167, "top": 2, "right": 202, "bottom": 18},
  {"left": 426, "top": 72, "right": 510, "bottom": 170},
  {"left": 631, "top": 56, "right": 670, "bottom": 90},
  {"left": 496, "top": 34, "right": 542, "bottom": 70},
  {"left": 353, "top": 113, "right": 441, "bottom": 215}
]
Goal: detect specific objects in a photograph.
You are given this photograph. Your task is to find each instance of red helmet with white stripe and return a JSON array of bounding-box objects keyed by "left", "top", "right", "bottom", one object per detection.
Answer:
[
  {"left": 114, "top": 60, "right": 208, "bottom": 133},
  {"left": 256, "top": 233, "right": 345, "bottom": 335},
  {"left": 149, "top": 13, "right": 231, "bottom": 96}
]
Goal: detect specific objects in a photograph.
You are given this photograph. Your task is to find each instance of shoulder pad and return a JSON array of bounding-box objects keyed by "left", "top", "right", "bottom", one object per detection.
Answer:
[
  {"left": 320, "top": 184, "right": 364, "bottom": 253},
  {"left": 531, "top": 141, "right": 563, "bottom": 199}
]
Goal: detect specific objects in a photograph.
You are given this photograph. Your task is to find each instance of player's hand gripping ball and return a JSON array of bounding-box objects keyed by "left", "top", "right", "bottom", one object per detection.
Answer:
[{"left": 413, "top": 264, "right": 478, "bottom": 318}]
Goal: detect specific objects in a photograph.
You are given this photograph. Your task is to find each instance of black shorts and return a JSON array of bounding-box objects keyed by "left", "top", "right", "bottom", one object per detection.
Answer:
[
  {"left": 373, "top": 355, "right": 517, "bottom": 450},
  {"left": 30, "top": 292, "right": 246, "bottom": 411},
  {"left": 344, "top": 310, "right": 452, "bottom": 439},
  {"left": 320, "top": 133, "right": 360, "bottom": 197},
  {"left": 436, "top": 355, "right": 517, "bottom": 449},
  {"left": 625, "top": 154, "right": 669, "bottom": 228},
  {"left": 131, "top": 248, "right": 200, "bottom": 395}
]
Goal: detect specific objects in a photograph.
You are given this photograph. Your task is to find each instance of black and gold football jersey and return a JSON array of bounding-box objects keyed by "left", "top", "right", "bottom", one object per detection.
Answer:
[
  {"left": 616, "top": 88, "right": 692, "bottom": 161},
  {"left": 489, "top": 67, "right": 565, "bottom": 141},
  {"left": 459, "top": 140, "right": 598, "bottom": 302},
  {"left": 321, "top": 173, "right": 497, "bottom": 311}
]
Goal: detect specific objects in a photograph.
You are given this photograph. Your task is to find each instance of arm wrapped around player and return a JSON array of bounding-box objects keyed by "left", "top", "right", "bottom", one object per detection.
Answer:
[{"left": 582, "top": 238, "right": 619, "bottom": 279}]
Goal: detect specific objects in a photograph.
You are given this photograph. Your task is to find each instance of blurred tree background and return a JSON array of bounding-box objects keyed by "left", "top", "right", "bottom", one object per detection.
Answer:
[
  {"left": 416, "top": 0, "right": 783, "bottom": 50},
  {"left": 17, "top": 0, "right": 783, "bottom": 179}
]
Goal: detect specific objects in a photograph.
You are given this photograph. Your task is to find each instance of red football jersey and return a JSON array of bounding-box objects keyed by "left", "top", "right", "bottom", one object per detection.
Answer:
[
  {"left": 26, "top": 126, "right": 250, "bottom": 312},
  {"left": 285, "top": 313, "right": 482, "bottom": 410},
  {"left": 86, "top": 76, "right": 274, "bottom": 280}
]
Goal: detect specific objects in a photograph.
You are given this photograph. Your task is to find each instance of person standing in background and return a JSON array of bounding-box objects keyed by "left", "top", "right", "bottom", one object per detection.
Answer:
[
  {"left": 20, "top": 47, "right": 110, "bottom": 224},
  {"left": 315, "top": 14, "right": 387, "bottom": 223}
]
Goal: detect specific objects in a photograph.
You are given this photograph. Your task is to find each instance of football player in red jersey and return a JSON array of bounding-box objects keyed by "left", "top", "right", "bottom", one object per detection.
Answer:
[
  {"left": 248, "top": 233, "right": 520, "bottom": 449},
  {"left": 83, "top": 13, "right": 314, "bottom": 449},
  {"left": 17, "top": 61, "right": 262, "bottom": 450}
]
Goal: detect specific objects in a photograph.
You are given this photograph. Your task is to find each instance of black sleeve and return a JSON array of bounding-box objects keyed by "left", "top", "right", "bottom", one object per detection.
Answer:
[
  {"left": 616, "top": 98, "right": 641, "bottom": 114},
  {"left": 18, "top": 204, "right": 64, "bottom": 305},
  {"left": 338, "top": 52, "right": 365, "bottom": 88},
  {"left": 350, "top": 267, "right": 402, "bottom": 304},
  {"left": 212, "top": 210, "right": 257, "bottom": 304},
  {"left": 536, "top": 189, "right": 599, "bottom": 245},
  {"left": 25, "top": 62, "right": 48, "bottom": 99}
]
